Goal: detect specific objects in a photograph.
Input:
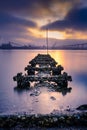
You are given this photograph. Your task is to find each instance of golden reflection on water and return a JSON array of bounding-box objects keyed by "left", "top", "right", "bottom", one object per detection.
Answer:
[
  {"left": 0, "top": 50, "right": 87, "bottom": 115},
  {"left": 49, "top": 50, "right": 87, "bottom": 73},
  {"left": 49, "top": 50, "right": 65, "bottom": 66}
]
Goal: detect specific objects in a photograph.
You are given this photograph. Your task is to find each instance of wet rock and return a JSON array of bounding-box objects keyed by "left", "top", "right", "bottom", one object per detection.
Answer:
[
  {"left": 53, "top": 117, "right": 58, "bottom": 122},
  {"left": 13, "top": 72, "right": 30, "bottom": 88},
  {"left": 21, "top": 116, "right": 26, "bottom": 120},
  {"left": 0, "top": 112, "right": 87, "bottom": 128},
  {"left": 30, "top": 90, "right": 41, "bottom": 96},
  {"left": 59, "top": 116, "right": 65, "bottom": 121},
  {"left": 76, "top": 104, "right": 87, "bottom": 111},
  {"left": 52, "top": 65, "right": 64, "bottom": 75},
  {"left": 50, "top": 96, "right": 56, "bottom": 100},
  {"left": 65, "top": 106, "right": 71, "bottom": 112}
]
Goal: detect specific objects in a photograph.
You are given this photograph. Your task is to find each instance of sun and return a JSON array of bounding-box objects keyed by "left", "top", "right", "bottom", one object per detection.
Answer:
[
  {"left": 48, "top": 31, "right": 65, "bottom": 39},
  {"left": 28, "top": 28, "right": 65, "bottom": 40}
]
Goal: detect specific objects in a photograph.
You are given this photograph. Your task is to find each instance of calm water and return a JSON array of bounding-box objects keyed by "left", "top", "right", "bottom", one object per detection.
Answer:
[{"left": 0, "top": 50, "right": 87, "bottom": 115}]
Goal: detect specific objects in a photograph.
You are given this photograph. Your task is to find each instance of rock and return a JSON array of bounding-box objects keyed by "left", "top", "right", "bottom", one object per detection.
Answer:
[
  {"left": 50, "top": 96, "right": 56, "bottom": 100},
  {"left": 30, "top": 90, "right": 41, "bottom": 96},
  {"left": 53, "top": 117, "right": 58, "bottom": 122},
  {"left": 76, "top": 104, "right": 87, "bottom": 111},
  {"left": 59, "top": 116, "right": 65, "bottom": 120},
  {"left": 52, "top": 65, "right": 64, "bottom": 75},
  {"left": 21, "top": 116, "right": 26, "bottom": 120}
]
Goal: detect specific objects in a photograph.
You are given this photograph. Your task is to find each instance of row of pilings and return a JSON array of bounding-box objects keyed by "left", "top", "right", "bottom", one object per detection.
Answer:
[{"left": 13, "top": 54, "right": 72, "bottom": 89}]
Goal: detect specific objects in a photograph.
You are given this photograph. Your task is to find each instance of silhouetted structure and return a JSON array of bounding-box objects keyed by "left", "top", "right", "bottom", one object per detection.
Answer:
[
  {"left": 0, "top": 42, "right": 46, "bottom": 50},
  {"left": 13, "top": 54, "right": 72, "bottom": 90}
]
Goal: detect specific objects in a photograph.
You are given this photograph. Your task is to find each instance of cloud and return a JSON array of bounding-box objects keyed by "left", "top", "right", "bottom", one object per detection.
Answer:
[
  {"left": 0, "top": 12, "right": 37, "bottom": 28},
  {"left": 0, "top": 0, "right": 76, "bottom": 10},
  {"left": 0, "top": 12, "right": 37, "bottom": 44},
  {"left": 41, "top": 7, "right": 87, "bottom": 31},
  {"left": 0, "top": 0, "right": 87, "bottom": 45},
  {"left": 0, "top": 0, "right": 80, "bottom": 19},
  {"left": 65, "top": 7, "right": 87, "bottom": 30}
]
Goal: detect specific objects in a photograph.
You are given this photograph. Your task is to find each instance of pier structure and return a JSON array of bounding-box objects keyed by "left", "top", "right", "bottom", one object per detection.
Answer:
[{"left": 13, "top": 54, "right": 72, "bottom": 89}]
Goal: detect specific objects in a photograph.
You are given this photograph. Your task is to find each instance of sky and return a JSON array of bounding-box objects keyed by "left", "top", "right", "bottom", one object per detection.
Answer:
[{"left": 0, "top": 0, "right": 87, "bottom": 47}]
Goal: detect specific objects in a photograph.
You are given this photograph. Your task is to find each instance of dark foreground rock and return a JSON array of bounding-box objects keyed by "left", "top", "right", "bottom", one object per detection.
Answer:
[
  {"left": 76, "top": 104, "right": 87, "bottom": 111},
  {"left": 0, "top": 112, "right": 87, "bottom": 128},
  {"left": 0, "top": 127, "right": 87, "bottom": 130}
]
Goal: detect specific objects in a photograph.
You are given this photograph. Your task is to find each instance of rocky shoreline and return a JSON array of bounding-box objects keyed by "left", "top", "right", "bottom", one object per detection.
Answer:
[{"left": 0, "top": 109, "right": 87, "bottom": 128}]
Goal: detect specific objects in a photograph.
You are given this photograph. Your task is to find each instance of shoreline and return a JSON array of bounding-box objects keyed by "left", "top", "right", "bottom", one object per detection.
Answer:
[{"left": 0, "top": 110, "right": 87, "bottom": 128}]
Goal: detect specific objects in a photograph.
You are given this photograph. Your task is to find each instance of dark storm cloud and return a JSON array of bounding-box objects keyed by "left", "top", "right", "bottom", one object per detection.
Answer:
[
  {"left": 0, "top": 0, "right": 48, "bottom": 11},
  {"left": 0, "top": 12, "right": 37, "bottom": 28},
  {"left": 66, "top": 7, "right": 87, "bottom": 29},
  {"left": 0, "top": 0, "right": 27, "bottom": 11},
  {"left": 41, "top": 7, "right": 87, "bottom": 31},
  {"left": 0, "top": 0, "right": 79, "bottom": 18},
  {"left": 0, "top": 0, "right": 75, "bottom": 10}
]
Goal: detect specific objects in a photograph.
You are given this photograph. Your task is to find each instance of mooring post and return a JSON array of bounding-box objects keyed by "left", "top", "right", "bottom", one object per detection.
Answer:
[{"left": 46, "top": 28, "right": 48, "bottom": 54}]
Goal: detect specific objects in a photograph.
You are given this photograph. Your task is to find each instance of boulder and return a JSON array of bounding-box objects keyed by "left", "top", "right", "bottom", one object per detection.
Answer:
[{"left": 76, "top": 104, "right": 87, "bottom": 111}]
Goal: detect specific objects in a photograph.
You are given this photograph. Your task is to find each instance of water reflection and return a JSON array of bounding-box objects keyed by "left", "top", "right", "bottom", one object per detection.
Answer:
[
  {"left": 75, "top": 72, "right": 87, "bottom": 86},
  {"left": 14, "top": 86, "right": 30, "bottom": 94},
  {"left": 0, "top": 50, "right": 87, "bottom": 115},
  {"left": 56, "top": 86, "right": 72, "bottom": 96},
  {"left": 14, "top": 81, "right": 72, "bottom": 97}
]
